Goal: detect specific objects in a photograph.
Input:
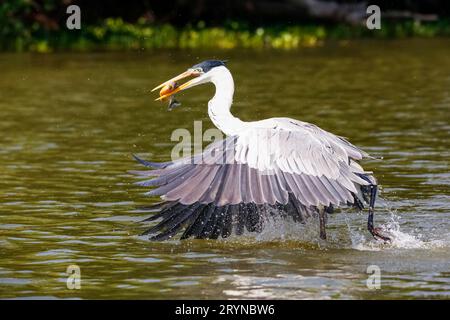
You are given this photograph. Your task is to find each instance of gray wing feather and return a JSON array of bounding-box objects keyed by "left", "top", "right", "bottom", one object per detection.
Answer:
[{"left": 136, "top": 120, "right": 374, "bottom": 209}]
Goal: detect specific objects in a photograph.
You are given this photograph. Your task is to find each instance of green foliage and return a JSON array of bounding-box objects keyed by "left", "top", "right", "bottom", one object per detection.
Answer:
[
  {"left": 1, "top": 14, "right": 450, "bottom": 52},
  {"left": 0, "top": 0, "right": 30, "bottom": 51},
  {"left": 0, "top": 0, "right": 62, "bottom": 51}
]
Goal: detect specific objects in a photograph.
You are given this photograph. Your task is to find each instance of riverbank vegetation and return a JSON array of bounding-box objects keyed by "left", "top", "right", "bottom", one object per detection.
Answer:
[
  {"left": 3, "top": 18, "right": 450, "bottom": 53},
  {"left": 2, "top": 0, "right": 450, "bottom": 52}
]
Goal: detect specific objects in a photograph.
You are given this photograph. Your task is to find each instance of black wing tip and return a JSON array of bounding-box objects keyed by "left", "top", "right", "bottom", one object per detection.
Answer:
[
  {"left": 139, "top": 196, "right": 341, "bottom": 241},
  {"left": 139, "top": 201, "right": 267, "bottom": 241}
]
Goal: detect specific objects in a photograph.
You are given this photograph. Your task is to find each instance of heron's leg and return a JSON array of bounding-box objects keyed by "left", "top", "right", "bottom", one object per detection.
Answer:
[
  {"left": 367, "top": 185, "right": 391, "bottom": 242},
  {"left": 318, "top": 207, "right": 327, "bottom": 240}
]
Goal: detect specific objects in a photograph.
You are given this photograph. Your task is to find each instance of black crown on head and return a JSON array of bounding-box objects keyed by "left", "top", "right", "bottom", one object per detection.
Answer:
[{"left": 191, "top": 60, "right": 228, "bottom": 73}]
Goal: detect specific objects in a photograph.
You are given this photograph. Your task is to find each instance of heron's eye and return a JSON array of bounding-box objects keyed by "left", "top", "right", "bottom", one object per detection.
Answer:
[{"left": 195, "top": 68, "right": 203, "bottom": 73}]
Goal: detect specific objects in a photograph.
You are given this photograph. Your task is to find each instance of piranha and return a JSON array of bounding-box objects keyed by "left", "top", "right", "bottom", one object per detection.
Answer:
[{"left": 159, "top": 82, "right": 181, "bottom": 111}]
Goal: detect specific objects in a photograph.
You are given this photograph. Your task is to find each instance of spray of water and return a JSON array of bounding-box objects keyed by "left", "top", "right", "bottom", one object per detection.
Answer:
[
  {"left": 220, "top": 198, "right": 448, "bottom": 251},
  {"left": 346, "top": 200, "right": 446, "bottom": 251}
]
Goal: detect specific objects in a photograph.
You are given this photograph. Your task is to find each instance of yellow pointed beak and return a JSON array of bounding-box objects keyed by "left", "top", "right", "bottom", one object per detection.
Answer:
[{"left": 152, "top": 70, "right": 200, "bottom": 101}]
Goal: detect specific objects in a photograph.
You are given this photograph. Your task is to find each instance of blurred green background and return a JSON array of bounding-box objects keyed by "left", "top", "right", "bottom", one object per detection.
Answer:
[{"left": 2, "top": 0, "right": 450, "bottom": 52}]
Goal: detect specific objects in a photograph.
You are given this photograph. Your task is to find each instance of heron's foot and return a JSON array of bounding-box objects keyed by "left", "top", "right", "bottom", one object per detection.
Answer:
[{"left": 369, "top": 226, "right": 391, "bottom": 243}]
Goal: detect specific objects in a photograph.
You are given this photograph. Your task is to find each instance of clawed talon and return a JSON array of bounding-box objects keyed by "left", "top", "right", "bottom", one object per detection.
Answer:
[{"left": 369, "top": 227, "right": 391, "bottom": 243}]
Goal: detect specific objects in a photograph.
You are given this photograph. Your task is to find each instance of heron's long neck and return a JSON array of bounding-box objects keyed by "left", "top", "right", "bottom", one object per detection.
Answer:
[{"left": 208, "top": 68, "right": 246, "bottom": 136}]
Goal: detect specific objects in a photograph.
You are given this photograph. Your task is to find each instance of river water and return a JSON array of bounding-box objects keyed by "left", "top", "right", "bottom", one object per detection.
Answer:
[{"left": 0, "top": 39, "right": 449, "bottom": 299}]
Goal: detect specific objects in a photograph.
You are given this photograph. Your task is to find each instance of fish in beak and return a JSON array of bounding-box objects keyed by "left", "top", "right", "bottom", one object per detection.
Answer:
[
  {"left": 158, "top": 82, "right": 181, "bottom": 111},
  {"left": 152, "top": 69, "right": 207, "bottom": 109}
]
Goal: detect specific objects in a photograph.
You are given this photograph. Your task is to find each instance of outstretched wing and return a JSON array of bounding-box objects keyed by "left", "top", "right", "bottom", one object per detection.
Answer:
[{"left": 133, "top": 120, "right": 375, "bottom": 240}]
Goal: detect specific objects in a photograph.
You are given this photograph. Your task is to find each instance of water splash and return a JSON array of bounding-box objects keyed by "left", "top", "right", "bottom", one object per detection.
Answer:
[
  {"left": 254, "top": 215, "right": 319, "bottom": 243},
  {"left": 347, "top": 205, "right": 447, "bottom": 251},
  {"left": 226, "top": 202, "right": 449, "bottom": 251}
]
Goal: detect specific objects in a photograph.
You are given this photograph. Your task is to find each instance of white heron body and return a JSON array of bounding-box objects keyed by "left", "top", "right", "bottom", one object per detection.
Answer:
[
  {"left": 206, "top": 66, "right": 369, "bottom": 201},
  {"left": 134, "top": 61, "right": 390, "bottom": 241}
]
